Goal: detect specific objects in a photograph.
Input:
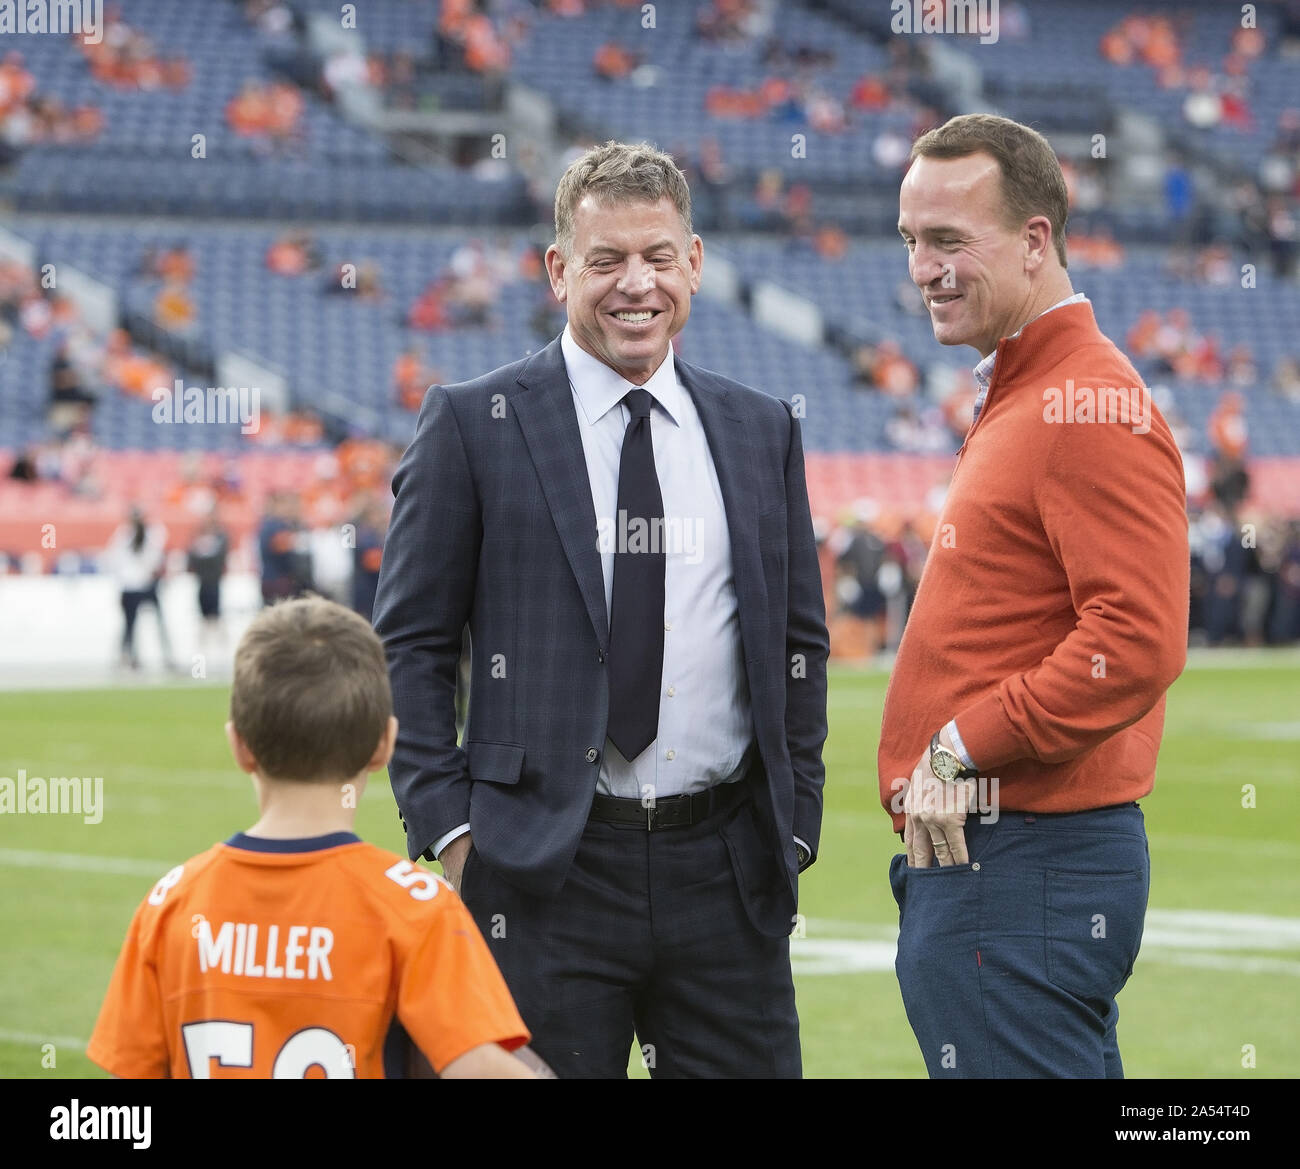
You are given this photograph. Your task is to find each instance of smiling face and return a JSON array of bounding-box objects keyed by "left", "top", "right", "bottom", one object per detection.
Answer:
[
  {"left": 546, "top": 195, "right": 703, "bottom": 384},
  {"left": 898, "top": 152, "right": 1055, "bottom": 358}
]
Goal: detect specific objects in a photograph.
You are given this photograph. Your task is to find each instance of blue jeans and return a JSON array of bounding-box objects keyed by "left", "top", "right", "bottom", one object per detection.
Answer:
[{"left": 890, "top": 802, "right": 1149, "bottom": 1078}]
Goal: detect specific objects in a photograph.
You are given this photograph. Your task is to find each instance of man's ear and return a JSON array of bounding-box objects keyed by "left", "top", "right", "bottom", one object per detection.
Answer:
[
  {"left": 687, "top": 233, "right": 704, "bottom": 294},
  {"left": 544, "top": 243, "right": 568, "bottom": 303},
  {"left": 366, "top": 715, "right": 398, "bottom": 774},
  {"left": 225, "top": 721, "right": 258, "bottom": 775},
  {"left": 1023, "top": 215, "right": 1053, "bottom": 274}
]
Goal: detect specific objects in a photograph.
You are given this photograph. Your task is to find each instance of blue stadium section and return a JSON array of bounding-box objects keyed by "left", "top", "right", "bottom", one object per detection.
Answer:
[{"left": 0, "top": 0, "right": 1296, "bottom": 461}]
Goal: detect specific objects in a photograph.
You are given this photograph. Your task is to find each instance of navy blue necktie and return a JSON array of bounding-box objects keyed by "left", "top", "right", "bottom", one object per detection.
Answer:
[{"left": 606, "top": 387, "right": 664, "bottom": 761}]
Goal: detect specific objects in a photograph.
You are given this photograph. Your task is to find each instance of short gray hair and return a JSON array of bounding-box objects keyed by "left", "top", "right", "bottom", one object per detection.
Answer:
[{"left": 553, "top": 140, "right": 693, "bottom": 258}]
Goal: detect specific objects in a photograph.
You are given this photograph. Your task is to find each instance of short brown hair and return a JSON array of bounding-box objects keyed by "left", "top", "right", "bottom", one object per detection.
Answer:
[
  {"left": 911, "top": 114, "right": 1069, "bottom": 268},
  {"left": 553, "top": 140, "right": 693, "bottom": 258},
  {"left": 231, "top": 596, "right": 392, "bottom": 783}
]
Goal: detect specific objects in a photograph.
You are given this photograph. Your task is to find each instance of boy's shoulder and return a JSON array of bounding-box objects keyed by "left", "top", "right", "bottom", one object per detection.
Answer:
[
  {"left": 333, "top": 840, "right": 461, "bottom": 924},
  {"left": 125, "top": 842, "right": 227, "bottom": 942}
]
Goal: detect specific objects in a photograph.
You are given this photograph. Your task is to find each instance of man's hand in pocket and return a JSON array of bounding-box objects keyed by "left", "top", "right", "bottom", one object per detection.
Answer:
[{"left": 438, "top": 833, "right": 473, "bottom": 893}]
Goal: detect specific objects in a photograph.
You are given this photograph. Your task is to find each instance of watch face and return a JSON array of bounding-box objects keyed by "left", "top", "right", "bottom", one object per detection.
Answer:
[{"left": 932, "top": 749, "right": 961, "bottom": 781}]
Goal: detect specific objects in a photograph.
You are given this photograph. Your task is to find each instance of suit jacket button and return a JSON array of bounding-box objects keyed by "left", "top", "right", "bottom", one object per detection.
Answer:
[{"left": 585, "top": 748, "right": 599, "bottom": 763}]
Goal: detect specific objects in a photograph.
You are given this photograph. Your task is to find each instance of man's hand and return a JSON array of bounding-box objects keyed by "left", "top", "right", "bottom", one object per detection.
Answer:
[
  {"left": 438, "top": 833, "right": 473, "bottom": 893},
  {"left": 439, "top": 1041, "right": 541, "bottom": 1079},
  {"left": 902, "top": 735, "right": 976, "bottom": 868}
]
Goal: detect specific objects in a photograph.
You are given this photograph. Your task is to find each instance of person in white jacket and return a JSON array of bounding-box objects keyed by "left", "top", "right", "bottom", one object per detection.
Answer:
[{"left": 105, "top": 507, "right": 175, "bottom": 671}]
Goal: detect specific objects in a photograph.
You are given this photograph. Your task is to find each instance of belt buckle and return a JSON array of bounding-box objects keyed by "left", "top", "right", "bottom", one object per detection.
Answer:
[{"left": 645, "top": 800, "right": 657, "bottom": 831}]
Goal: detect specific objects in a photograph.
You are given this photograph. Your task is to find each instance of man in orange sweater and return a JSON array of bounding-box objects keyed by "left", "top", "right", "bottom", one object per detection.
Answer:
[{"left": 882, "top": 114, "right": 1189, "bottom": 1077}]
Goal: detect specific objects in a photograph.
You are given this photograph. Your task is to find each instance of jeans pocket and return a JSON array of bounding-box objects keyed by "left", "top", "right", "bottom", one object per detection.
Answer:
[{"left": 1045, "top": 869, "right": 1148, "bottom": 1008}]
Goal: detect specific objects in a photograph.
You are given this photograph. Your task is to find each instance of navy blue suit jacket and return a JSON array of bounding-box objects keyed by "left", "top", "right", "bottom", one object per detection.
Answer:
[{"left": 372, "top": 335, "right": 828, "bottom": 937}]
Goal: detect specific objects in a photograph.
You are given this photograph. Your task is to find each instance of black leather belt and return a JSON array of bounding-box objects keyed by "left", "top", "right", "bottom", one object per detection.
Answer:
[{"left": 588, "top": 774, "right": 751, "bottom": 830}]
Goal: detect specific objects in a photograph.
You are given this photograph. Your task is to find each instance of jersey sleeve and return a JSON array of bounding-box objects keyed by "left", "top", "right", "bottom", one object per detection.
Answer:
[
  {"left": 396, "top": 884, "right": 530, "bottom": 1074},
  {"left": 86, "top": 902, "right": 170, "bottom": 1078}
]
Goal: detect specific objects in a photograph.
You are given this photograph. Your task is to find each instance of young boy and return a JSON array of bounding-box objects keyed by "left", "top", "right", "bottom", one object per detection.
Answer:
[{"left": 87, "top": 596, "right": 534, "bottom": 1078}]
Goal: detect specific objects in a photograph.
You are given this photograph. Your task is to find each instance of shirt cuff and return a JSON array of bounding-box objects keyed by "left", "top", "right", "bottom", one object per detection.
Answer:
[
  {"left": 431, "top": 823, "right": 471, "bottom": 860},
  {"left": 944, "top": 719, "right": 977, "bottom": 770}
]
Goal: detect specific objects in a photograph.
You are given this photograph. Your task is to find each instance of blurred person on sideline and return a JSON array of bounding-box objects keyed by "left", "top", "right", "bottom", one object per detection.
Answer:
[
  {"left": 187, "top": 511, "right": 230, "bottom": 660},
  {"left": 106, "top": 505, "right": 177, "bottom": 672}
]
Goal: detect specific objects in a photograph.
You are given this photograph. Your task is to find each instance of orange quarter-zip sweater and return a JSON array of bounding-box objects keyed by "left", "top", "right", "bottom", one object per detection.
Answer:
[{"left": 878, "top": 300, "right": 1189, "bottom": 831}]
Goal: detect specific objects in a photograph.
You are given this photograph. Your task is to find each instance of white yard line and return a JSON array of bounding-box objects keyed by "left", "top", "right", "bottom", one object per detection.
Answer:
[{"left": 0, "top": 847, "right": 172, "bottom": 878}]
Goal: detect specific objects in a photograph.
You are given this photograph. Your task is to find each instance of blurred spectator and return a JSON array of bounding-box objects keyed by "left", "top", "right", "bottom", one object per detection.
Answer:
[
  {"left": 153, "top": 281, "right": 196, "bottom": 332},
  {"left": 324, "top": 260, "right": 384, "bottom": 300},
  {"left": 1273, "top": 356, "right": 1300, "bottom": 402},
  {"left": 593, "top": 42, "right": 641, "bottom": 81},
  {"left": 1225, "top": 345, "right": 1258, "bottom": 388},
  {"left": 850, "top": 74, "right": 891, "bottom": 111},
  {"left": 82, "top": 13, "right": 191, "bottom": 90},
  {"left": 1068, "top": 228, "right": 1126, "bottom": 269},
  {"left": 187, "top": 512, "right": 230, "bottom": 657},
  {"left": 243, "top": 0, "right": 294, "bottom": 36},
  {"left": 258, "top": 491, "right": 312, "bottom": 604},
  {"left": 939, "top": 375, "right": 977, "bottom": 442},
  {"left": 337, "top": 435, "right": 391, "bottom": 495},
  {"left": 165, "top": 454, "right": 218, "bottom": 515},
  {"left": 1270, "top": 522, "right": 1300, "bottom": 643},
  {"left": 854, "top": 340, "right": 919, "bottom": 398},
  {"left": 0, "top": 50, "right": 102, "bottom": 152},
  {"left": 697, "top": 0, "right": 765, "bottom": 43},
  {"left": 226, "top": 80, "right": 303, "bottom": 142},
  {"left": 394, "top": 349, "right": 440, "bottom": 412},
  {"left": 1209, "top": 391, "right": 1249, "bottom": 462},
  {"left": 105, "top": 507, "right": 176, "bottom": 671},
  {"left": 445, "top": 240, "right": 501, "bottom": 325},
  {"left": 885, "top": 402, "right": 951, "bottom": 453},
  {"left": 350, "top": 498, "right": 389, "bottom": 622},
  {"left": 265, "top": 231, "right": 323, "bottom": 276},
  {"left": 1266, "top": 196, "right": 1298, "bottom": 278},
  {"left": 48, "top": 341, "right": 97, "bottom": 436},
  {"left": 408, "top": 278, "right": 452, "bottom": 331},
  {"left": 7, "top": 448, "right": 38, "bottom": 482},
  {"left": 101, "top": 330, "right": 172, "bottom": 400},
  {"left": 139, "top": 244, "right": 194, "bottom": 284},
  {"left": 833, "top": 503, "right": 888, "bottom": 659}
]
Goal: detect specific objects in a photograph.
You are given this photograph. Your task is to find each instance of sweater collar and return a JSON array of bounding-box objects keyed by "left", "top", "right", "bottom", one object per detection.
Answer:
[
  {"left": 985, "top": 297, "right": 1101, "bottom": 388},
  {"left": 974, "top": 292, "right": 1088, "bottom": 392}
]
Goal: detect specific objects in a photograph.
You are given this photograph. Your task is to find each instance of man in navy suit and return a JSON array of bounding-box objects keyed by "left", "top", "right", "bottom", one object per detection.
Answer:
[{"left": 372, "top": 141, "right": 828, "bottom": 1078}]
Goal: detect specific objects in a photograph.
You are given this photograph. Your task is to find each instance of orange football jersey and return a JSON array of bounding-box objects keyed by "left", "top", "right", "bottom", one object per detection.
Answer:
[{"left": 87, "top": 832, "right": 529, "bottom": 1078}]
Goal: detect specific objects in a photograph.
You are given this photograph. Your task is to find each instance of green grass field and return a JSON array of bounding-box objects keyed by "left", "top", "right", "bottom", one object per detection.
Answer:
[{"left": 2, "top": 658, "right": 1297, "bottom": 1078}]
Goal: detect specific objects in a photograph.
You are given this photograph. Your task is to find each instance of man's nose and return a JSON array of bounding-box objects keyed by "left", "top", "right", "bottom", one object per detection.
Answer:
[
  {"left": 910, "top": 245, "right": 946, "bottom": 289},
  {"left": 617, "top": 255, "right": 656, "bottom": 295}
]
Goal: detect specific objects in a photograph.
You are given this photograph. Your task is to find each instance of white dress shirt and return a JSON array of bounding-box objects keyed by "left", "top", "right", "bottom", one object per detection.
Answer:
[{"left": 561, "top": 325, "right": 755, "bottom": 800}]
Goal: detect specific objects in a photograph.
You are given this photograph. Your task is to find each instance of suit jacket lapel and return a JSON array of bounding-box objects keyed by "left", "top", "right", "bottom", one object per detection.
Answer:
[{"left": 513, "top": 338, "right": 610, "bottom": 651}]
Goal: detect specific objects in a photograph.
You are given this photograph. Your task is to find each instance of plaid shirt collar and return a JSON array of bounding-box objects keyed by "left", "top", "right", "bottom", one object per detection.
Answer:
[{"left": 970, "top": 292, "right": 1088, "bottom": 427}]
